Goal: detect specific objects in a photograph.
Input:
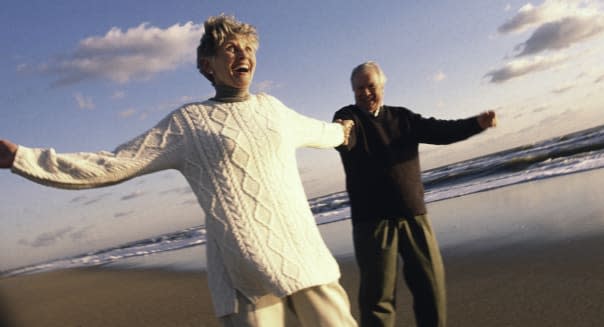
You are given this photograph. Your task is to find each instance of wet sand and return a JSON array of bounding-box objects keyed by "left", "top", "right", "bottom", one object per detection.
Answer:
[
  {"left": 1, "top": 234, "right": 604, "bottom": 327},
  {"left": 2, "top": 169, "right": 604, "bottom": 326}
]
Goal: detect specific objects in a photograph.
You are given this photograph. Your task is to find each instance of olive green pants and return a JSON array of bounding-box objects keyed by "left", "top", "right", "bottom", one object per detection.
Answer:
[{"left": 353, "top": 215, "right": 446, "bottom": 327}]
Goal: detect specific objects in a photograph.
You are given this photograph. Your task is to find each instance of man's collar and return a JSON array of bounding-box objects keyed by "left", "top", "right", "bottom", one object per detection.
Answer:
[{"left": 356, "top": 105, "right": 382, "bottom": 117}]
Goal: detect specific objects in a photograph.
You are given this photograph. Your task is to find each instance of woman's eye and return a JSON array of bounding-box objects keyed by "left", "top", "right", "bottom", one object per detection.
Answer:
[{"left": 225, "top": 45, "right": 235, "bottom": 53}]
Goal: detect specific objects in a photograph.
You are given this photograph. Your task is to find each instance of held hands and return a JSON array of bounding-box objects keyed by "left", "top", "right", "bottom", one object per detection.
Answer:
[
  {"left": 0, "top": 139, "right": 18, "bottom": 169},
  {"left": 477, "top": 110, "right": 497, "bottom": 129},
  {"left": 335, "top": 119, "right": 355, "bottom": 146}
]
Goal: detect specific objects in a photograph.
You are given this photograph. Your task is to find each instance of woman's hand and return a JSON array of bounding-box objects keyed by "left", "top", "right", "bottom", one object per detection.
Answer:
[{"left": 0, "top": 139, "right": 18, "bottom": 169}]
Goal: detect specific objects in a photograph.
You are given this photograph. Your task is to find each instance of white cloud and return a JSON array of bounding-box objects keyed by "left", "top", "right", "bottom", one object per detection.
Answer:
[
  {"left": 253, "top": 80, "right": 280, "bottom": 93},
  {"left": 488, "top": 0, "right": 604, "bottom": 83},
  {"left": 121, "top": 190, "right": 145, "bottom": 200},
  {"left": 74, "top": 92, "right": 95, "bottom": 110},
  {"left": 119, "top": 108, "right": 137, "bottom": 118},
  {"left": 111, "top": 91, "right": 126, "bottom": 99},
  {"left": 433, "top": 71, "right": 447, "bottom": 82},
  {"left": 514, "top": 15, "right": 604, "bottom": 56},
  {"left": 180, "top": 95, "right": 194, "bottom": 102},
  {"left": 498, "top": 0, "right": 600, "bottom": 34},
  {"left": 552, "top": 83, "right": 576, "bottom": 94},
  {"left": 484, "top": 54, "right": 568, "bottom": 83},
  {"left": 19, "top": 227, "right": 74, "bottom": 247},
  {"left": 34, "top": 22, "right": 203, "bottom": 86},
  {"left": 114, "top": 211, "right": 134, "bottom": 218}
]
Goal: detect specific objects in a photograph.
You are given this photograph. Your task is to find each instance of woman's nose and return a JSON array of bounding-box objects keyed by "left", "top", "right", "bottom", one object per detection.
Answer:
[{"left": 235, "top": 48, "right": 247, "bottom": 59}]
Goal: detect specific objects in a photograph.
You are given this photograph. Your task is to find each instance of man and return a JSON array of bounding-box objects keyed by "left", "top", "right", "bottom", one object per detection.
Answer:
[
  {"left": 0, "top": 15, "right": 357, "bottom": 327},
  {"left": 333, "top": 61, "right": 496, "bottom": 327}
]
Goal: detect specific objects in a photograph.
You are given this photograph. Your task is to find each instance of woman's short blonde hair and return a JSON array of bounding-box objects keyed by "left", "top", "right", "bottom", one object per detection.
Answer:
[{"left": 196, "top": 15, "right": 259, "bottom": 82}]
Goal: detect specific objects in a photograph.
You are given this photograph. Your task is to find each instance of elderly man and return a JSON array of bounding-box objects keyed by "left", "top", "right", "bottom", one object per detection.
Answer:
[
  {"left": 333, "top": 61, "right": 496, "bottom": 327},
  {"left": 0, "top": 15, "right": 357, "bottom": 327}
]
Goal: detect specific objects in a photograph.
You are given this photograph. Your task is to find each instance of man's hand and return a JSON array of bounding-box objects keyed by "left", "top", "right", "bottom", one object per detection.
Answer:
[
  {"left": 335, "top": 119, "right": 355, "bottom": 146},
  {"left": 0, "top": 139, "right": 18, "bottom": 169},
  {"left": 477, "top": 110, "right": 497, "bottom": 129}
]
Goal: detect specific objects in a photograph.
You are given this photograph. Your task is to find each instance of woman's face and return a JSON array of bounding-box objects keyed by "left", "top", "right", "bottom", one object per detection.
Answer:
[{"left": 206, "top": 35, "right": 257, "bottom": 89}]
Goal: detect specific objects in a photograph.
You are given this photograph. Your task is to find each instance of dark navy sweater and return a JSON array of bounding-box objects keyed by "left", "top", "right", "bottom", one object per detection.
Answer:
[{"left": 334, "top": 105, "right": 484, "bottom": 222}]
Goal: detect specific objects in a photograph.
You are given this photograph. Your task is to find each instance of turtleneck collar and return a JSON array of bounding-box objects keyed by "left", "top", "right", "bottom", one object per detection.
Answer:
[{"left": 211, "top": 85, "right": 251, "bottom": 103}]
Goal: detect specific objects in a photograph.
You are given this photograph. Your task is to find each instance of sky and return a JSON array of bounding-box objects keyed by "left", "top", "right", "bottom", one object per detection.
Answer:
[{"left": 1, "top": 0, "right": 604, "bottom": 271}]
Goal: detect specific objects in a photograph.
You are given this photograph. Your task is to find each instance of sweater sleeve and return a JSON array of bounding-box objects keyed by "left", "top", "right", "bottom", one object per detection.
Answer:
[
  {"left": 11, "top": 110, "right": 187, "bottom": 189},
  {"left": 267, "top": 95, "right": 345, "bottom": 148},
  {"left": 410, "top": 111, "right": 483, "bottom": 145}
]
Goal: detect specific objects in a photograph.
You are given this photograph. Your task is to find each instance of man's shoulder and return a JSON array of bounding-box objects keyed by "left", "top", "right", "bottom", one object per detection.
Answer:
[
  {"left": 333, "top": 105, "right": 358, "bottom": 119},
  {"left": 383, "top": 105, "right": 413, "bottom": 114},
  {"left": 335, "top": 104, "right": 356, "bottom": 113}
]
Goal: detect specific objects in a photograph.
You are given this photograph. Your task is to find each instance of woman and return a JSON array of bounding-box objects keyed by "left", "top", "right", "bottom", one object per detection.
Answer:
[{"left": 0, "top": 15, "right": 356, "bottom": 327}]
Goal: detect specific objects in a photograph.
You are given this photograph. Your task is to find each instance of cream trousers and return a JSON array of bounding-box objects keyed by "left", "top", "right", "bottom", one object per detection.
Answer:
[{"left": 220, "top": 281, "right": 358, "bottom": 327}]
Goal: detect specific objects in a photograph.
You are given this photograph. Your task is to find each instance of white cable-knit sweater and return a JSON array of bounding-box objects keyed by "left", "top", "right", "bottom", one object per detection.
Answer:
[{"left": 12, "top": 93, "right": 345, "bottom": 317}]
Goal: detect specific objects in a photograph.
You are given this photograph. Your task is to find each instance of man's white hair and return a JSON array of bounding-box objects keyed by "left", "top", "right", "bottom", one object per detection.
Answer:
[{"left": 350, "top": 61, "right": 387, "bottom": 87}]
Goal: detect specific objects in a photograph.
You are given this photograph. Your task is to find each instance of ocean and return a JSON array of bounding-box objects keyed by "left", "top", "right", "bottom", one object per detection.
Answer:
[{"left": 3, "top": 124, "right": 604, "bottom": 278}]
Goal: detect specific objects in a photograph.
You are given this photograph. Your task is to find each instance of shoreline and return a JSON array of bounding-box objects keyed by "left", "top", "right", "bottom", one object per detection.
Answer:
[
  {"left": 2, "top": 169, "right": 604, "bottom": 326},
  {"left": 2, "top": 233, "right": 604, "bottom": 327}
]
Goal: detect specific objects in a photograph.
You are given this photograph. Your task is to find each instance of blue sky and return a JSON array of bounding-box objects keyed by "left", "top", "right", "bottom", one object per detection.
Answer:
[{"left": 1, "top": 0, "right": 603, "bottom": 270}]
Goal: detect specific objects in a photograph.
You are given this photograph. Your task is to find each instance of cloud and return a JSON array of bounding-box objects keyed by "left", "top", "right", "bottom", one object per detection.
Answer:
[
  {"left": 514, "top": 15, "right": 604, "bottom": 57},
  {"left": 433, "top": 71, "right": 446, "bottom": 82},
  {"left": 484, "top": 54, "right": 568, "bottom": 83},
  {"left": 532, "top": 106, "right": 548, "bottom": 113},
  {"left": 70, "top": 193, "right": 111, "bottom": 205},
  {"left": 160, "top": 186, "right": 193, "bottom": 195},
  {"left": 504, "top": 4, "right": 512, "bottom": 12},
  {"left": 74, "top": 92, "right": 95, "bottom": 110},
  {"left": 121, "top": 190, "right": 145, "bottom": 200},
  {"left": 552, "top": 83, "right": 575, "bottom": 94},
  {"left": 19, "top": 227, "right": 73, "bottom": 247},
  {"left": 69, "top": 226, "right": 93, "bottom": 241},
  {"left": 596, "top": 73, "right": 604, "bottom": 83},
  {"left": 70, "top": 195, "right": 88, "bottom": 203},
  {"left": 119, "top": 108, "right": 137, "bottom": 118},
  {"left": 18, "top": 226, "right": 93, "bottom": 248},
  {"left": 180, "top": 95, "right": 194, "bottom": 102},
  {"left": 182, "top": 199, "right": 199, "bottom": 206},
  {"left": 488, "top": 1, "right": 604, "bottom": 83},
  {"left": 253, "top": 80, "right": 280, "bottom": 93},
  {"left": 114, "top": 211, "right": 134, "bottom": 218},
  {"left": 498, "top": 0, "right": 599, "bottom": 34},
  {"left": 111, "top": 91, "right": 126, "bottom": 99},
  {"left": 31, "top": 21, "right": 203, "bottom": 86}
]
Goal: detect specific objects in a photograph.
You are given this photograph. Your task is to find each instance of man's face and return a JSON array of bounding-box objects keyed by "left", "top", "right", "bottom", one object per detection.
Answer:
[
  {"left": 206, "top": 36, "right": 257, "bottom": 89},
  {"left": 352, "top": 69, "right": 384, "bottom": 113}
]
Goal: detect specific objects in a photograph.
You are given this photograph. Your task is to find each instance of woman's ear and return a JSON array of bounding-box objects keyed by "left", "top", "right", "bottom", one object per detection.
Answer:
[{"left": 200, "top": 58, "right": 215, "bottom": 84}]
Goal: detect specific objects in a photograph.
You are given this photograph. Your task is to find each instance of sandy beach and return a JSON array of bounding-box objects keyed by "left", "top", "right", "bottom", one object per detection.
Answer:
[
  {"left": 1, "top": 236, "right": 604, "bottom": 327},
  {"left": 2, "top": 169, "right": 604, "bottom": 326}
]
